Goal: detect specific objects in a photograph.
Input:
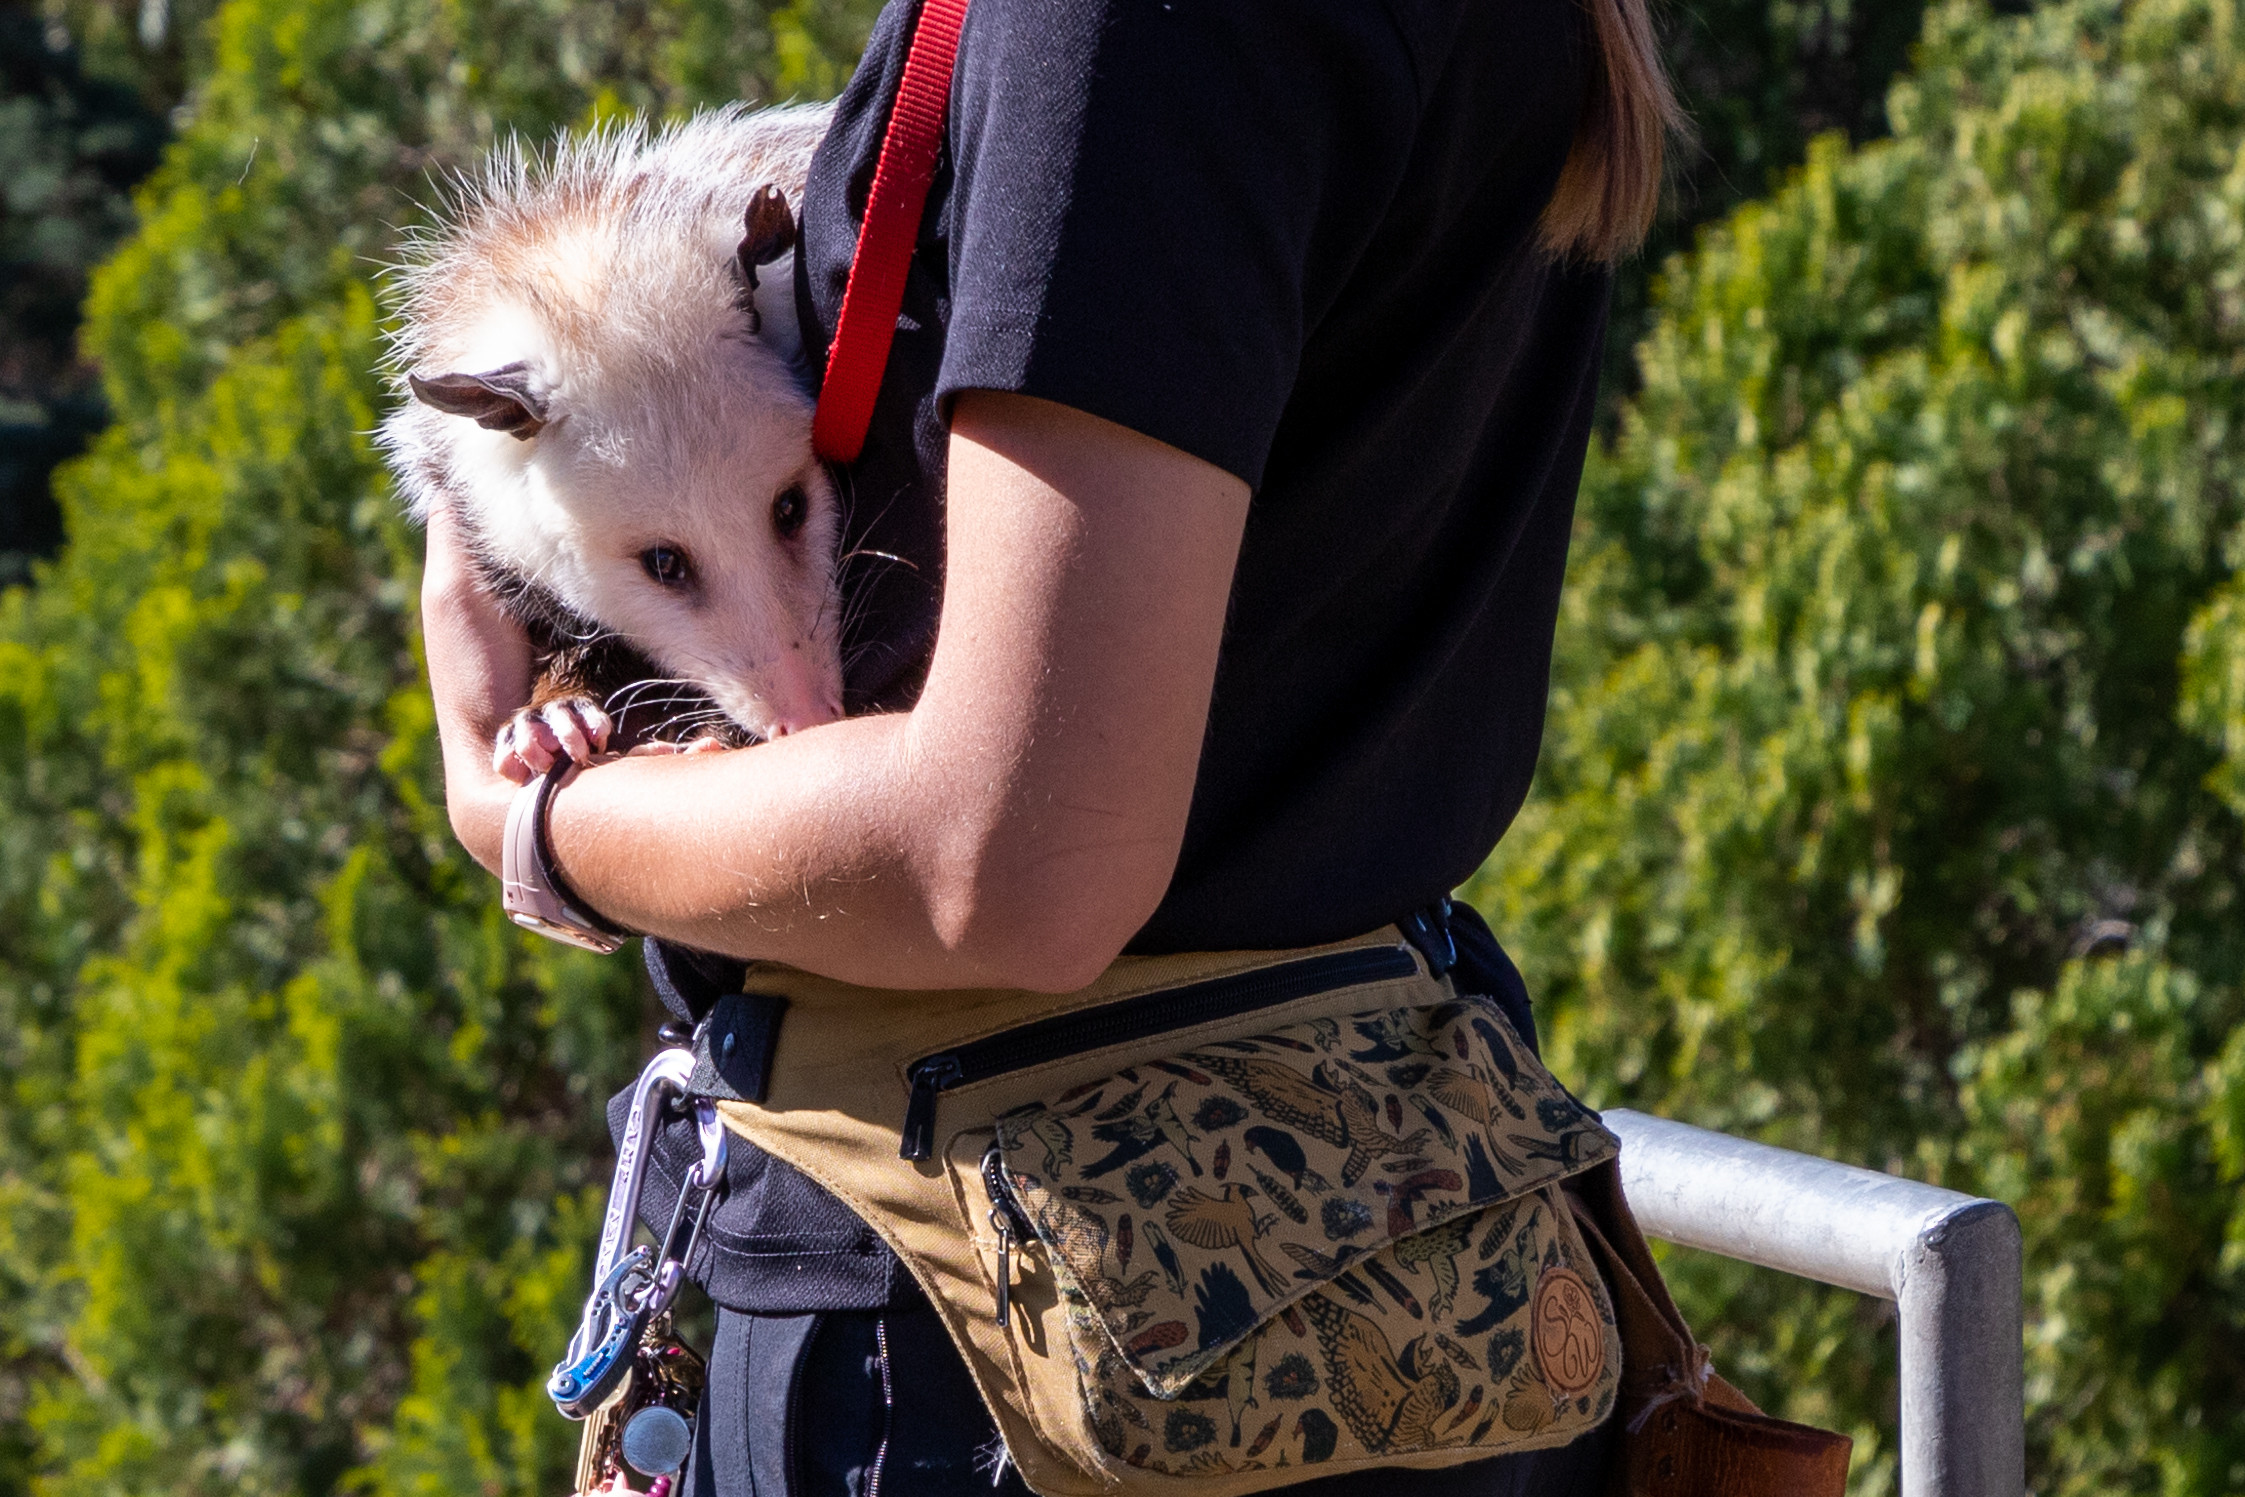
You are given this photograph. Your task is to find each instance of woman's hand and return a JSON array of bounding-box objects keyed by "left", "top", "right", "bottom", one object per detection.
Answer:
[{"left": 418, "top": 500, "right": 535, "bottom": 873}]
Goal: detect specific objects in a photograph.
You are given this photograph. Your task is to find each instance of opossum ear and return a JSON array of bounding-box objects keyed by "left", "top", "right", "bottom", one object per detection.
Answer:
[
  {"left": 737, "top": 186, "right": 797, "bottom": 281},
  {"left": 408, "top": 363, "right": 548, "bottom": 440}
]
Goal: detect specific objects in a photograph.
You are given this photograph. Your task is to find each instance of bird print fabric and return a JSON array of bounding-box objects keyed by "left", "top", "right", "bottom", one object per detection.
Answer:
[
  {"left": 990, "top": 994, "right": 1621, "bottom": 1477},
  {"left": 1068, "top": 1190, "right": 1619, "bottom": 1477}
]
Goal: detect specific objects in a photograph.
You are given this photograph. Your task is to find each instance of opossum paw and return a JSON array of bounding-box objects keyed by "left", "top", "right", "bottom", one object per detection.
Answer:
[{"left": 493, "top": 698, "right": 613, "bottom": 784}]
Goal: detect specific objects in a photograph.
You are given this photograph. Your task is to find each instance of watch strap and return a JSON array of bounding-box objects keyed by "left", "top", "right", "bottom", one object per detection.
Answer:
[{"left": 503, "top": 764, "right": 630, "bottom": 953}]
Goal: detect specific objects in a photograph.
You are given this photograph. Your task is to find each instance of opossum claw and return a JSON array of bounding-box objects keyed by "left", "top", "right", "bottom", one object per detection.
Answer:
[
  {"left": 541, "top": 698, "right": 612, "bottom": 765},
  {"left": 493, "top": 697, "right": 612, "bottom": 783},
  {"left": 492, "top": 713, "right": 556, "bottom": 783}
]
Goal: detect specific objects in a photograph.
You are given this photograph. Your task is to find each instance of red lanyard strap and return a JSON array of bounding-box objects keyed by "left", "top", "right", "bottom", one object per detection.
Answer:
[{"left": 811, "top": 0, "right": 972, "bottom": 465}]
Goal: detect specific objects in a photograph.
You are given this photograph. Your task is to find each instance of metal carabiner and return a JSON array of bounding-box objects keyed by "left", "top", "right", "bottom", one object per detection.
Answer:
[
  {"left": 635, "top": 1098, "right": 729, "bottom": 1323},
  {"left": 553, "top": 1048, "right": 735, "bottom": 1423},
  {"left": 555, "top": 1048, "right": 694, "bottom": 1408},
  {"left": 690, "top": 1095, "right": 728, "bottom": 1192},
  {"left": 548, "top": 1246, "right": 658, "bottom": 1418},
  {"left": 589, "top": 1050, "right": 695, "bottom": 1307}
]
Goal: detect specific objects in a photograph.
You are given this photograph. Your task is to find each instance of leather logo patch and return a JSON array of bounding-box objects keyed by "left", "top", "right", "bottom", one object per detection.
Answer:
[{"left": 1530, "top": 1266, "right": 1605, "bottom": 1396}]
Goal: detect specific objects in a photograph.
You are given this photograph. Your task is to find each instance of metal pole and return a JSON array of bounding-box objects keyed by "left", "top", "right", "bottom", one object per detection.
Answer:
[{"left": 1601, "top": 1109, "right": 2024, "bottom": 1497}]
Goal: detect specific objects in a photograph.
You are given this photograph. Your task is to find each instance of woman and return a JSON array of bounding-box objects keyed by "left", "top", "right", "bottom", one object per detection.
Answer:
[{"left": 421, "top": 0, "right": 1677, "bottom": 1490}]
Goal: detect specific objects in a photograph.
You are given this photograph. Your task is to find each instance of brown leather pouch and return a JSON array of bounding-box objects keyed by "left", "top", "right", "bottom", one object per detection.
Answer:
[{"left": 1564, "top": 1161, "right": 1853, "bottom": 1497}]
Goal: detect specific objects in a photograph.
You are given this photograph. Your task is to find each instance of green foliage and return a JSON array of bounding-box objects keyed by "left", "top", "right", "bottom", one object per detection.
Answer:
[
  {"left": 14, "top": 0, "right": 2245, "bottom": 1493},
  {"left": 1472, "top": 0, "right": 2245, "bottom": 1489},
  {"left": 1598, "top": 0, "right": 1951, "bottom": 418},
  {"left": 0, "top": 0, "right": 875, "bottom": 1492},
  {"left": 1661, "top": 0, "right": 1937, "bottom": 209},
  {"left": 38, "top": 0, "right": 223, "bottom": 117}
]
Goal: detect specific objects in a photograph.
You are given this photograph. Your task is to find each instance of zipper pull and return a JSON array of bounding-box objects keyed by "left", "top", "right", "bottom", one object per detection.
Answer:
[
  {"left": 983, "top": 1139, "right": 1033, "bottom": 1327},
  {"left": 990, "top": 1206, "right": 1015, "bottom": 1326},
  {"left": 901, "top": 1054, "right": 963, "bottom": 1160}
]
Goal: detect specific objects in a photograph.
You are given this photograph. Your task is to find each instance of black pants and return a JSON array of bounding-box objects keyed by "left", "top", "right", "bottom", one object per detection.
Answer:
[{"left": 685, "top": 1291, "right": 1620, "bottom": 1497}]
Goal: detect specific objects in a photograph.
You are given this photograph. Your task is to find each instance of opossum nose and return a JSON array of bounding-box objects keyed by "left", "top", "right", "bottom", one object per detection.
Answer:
[
  {"left": 767, "top": 703, "right": 845, "bottom": 738},
  {"left": 762, "top": 647, "right": 845, "bottom": 738},
  {"left": 767, "top": 704, "right": 842, "bottom": 738}
]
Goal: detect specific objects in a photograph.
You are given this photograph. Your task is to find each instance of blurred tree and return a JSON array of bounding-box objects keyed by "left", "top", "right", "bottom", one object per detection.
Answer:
[
  {"left": 1596, "top": 0, "right": 1921, "bottom": 418},
  {"left": 0, "top": 1, "right": 876, "bottom": 1494},
  {"left": 1605, "top": 0, "right": 2041, "bottom": 421},
  {"left": 18, "top": 0, "right": 2245, "bottom": 1495},
  {"left": 1662, "top": 0, "right": 1931, "bottom": 209},
  {"left": 1471, "top": 0, "right": 2245, "bottom": 1490},
  {"left": 0, "top": 6, "right": 162, "bottom": 584},
  {"left": 35, "top": 0, "right": 214, "bottom": 120}
]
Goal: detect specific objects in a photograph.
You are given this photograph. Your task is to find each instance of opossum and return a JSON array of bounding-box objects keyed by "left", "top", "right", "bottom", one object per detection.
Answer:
[{"left": 379, "top": 104, "right": 845, "bottom": 768}]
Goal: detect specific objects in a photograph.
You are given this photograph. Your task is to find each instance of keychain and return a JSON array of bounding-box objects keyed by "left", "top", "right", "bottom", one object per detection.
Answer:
[
  {"left": 551, "top": 1049, "right": 726, "bottom": 1495},
  {"left": 571, "top": 1315, "right": 707, "bottom": 1496}
]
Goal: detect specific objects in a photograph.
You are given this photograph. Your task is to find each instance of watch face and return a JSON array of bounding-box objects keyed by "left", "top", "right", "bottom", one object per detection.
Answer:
[{"left": 509, "top": 908, "right": 627, "bottom": 955}]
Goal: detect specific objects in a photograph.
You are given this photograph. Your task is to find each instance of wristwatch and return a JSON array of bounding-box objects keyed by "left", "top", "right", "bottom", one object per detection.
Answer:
[{"left": 503, "top": 762, "right": 631, "bottom": 954}]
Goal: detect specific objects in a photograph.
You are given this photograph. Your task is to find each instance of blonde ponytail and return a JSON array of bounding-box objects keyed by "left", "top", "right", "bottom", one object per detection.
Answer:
[{"left": 1538, "top": 0, "right": 1684, "bottom": 262}]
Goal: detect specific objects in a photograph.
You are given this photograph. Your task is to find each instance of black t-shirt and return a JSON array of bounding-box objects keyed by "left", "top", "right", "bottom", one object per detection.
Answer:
[
  {"left": 811, "top": 0, "right": 1608, "bottom": 952},
  {"left": 646, "top": 0, "right": 1610, "bottom": 1312}
]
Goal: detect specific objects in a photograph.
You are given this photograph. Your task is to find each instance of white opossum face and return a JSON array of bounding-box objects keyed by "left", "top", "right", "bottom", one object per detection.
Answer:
[
  {"left": 381, "top": 107, "right": 848, "bottom": 742},
  {"left": 413, "top": 326, "right": 847, "bottom": 741}
]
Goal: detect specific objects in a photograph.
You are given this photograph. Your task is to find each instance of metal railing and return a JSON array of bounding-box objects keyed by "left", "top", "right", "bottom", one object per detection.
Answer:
[{"left": 1602, "top": 1110, "right": 2024, "bottom": 1497}]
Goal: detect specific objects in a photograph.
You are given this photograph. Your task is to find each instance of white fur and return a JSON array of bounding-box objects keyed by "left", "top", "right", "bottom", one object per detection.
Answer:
[{"left": 378, "top": 104, "right": 847, "bottom": 740}]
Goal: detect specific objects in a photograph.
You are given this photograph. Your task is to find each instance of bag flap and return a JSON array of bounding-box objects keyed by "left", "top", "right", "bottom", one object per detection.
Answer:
[{"left": 993, "top": 995, "right": 1618, "bottom": 1397}]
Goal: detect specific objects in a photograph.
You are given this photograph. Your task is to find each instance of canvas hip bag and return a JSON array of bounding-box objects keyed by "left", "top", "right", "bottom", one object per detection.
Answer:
[{"left": 695, "top": 927, "right": 1646, "bottom": 1495}]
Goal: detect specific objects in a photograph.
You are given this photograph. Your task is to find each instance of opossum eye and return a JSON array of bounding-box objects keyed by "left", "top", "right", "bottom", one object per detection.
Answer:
[
  {"left": 640, "top": 546, "right": 694, "bottom": 588},
  {"left": 772, "top": 485, "right": 809, "bottom": 539}
]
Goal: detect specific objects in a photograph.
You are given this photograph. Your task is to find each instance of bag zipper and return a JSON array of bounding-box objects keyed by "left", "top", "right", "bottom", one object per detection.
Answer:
[
  {"left": 899, "top": 944, "right": 1418, "bottom": 1160},
  {"left": 865, "top": 1313, "right": 894, "bottom": 1497},
  {"left": 983, "top": 1139, "right": 1035, "bottom": 1325}
]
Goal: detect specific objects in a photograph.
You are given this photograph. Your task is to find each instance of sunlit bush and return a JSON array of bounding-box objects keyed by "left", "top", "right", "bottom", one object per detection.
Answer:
[
  {"left": 0, "top": 2, "right": 874, "bottom": 1492},
  {"left": 1475, "top": 2, "right": 2245, "bottom": 1489}
]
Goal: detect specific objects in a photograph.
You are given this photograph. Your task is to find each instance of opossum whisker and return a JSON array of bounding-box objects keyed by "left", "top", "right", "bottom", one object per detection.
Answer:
[
  {"left": 839, "top": 639, "right": 906, "bottom": 679},
  {"left": 835, "top": 590, "right": 911, "bottom": 659},
  {"left": 637, "top": 700, "right": 722, "bottom": 736},
  {"left": 838, "top": 548, "right": 919, "bottom": 572},
  {"left": 836, "top": 473, "right": 906, "bottom": 545},
  {"left": 838, "top": 586, "right": 889, "bottom": 634},
  {"left": 604, "top": 676, "right": 702, "bottom": 709},
  {"left": 617, "top": 696, "right": 723, "bottom": 724},
  {"left": 621, "top": 694, "right": 717, "bottom": 718},
  {"left": 825, "top": 552, "right": 916, "bottom": 645},
  {"left": 833, "top": 566, "right": 895, "bottom": 625},
  {"left": 654, "top": 704, "right": 730, "bottom": 727},
  {"left": 651, "top": 710, "right": 735, "bottom": 741},
  {"left": 607, "top": 676, "right": 697, "bottom": 700}
]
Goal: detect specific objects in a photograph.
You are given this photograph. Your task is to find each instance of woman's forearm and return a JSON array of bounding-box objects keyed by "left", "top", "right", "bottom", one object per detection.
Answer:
[
  {"left": 431, "top": 392, "right": 1251, "bottom": 992},
  {"left": 534, "top": 710, "right": 1062, "bottom": 989}
]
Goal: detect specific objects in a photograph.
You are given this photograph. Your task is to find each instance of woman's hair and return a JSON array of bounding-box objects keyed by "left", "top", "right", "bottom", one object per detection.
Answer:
[{"left": 1539, "top": 0, "right": 1684, "bottom": 263}]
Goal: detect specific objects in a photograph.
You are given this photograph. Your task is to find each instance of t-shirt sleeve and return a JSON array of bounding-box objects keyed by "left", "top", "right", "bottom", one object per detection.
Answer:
[{"left": 934, "top": 0, "right": 1427, "bottom": 490}]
